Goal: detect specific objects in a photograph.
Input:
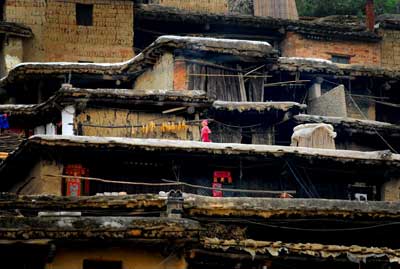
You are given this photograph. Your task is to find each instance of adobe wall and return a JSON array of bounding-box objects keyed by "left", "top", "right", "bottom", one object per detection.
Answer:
[
  {"left": 281, "top": 32, "right": 381, "bottom": 66},
  {"left": 149, "top": 0, "right": 229, "bottom": 14},
  {"left": 46, "top": 246, "right": 187, "bottom": 269},
  {"left": 133, "top": 53, "right": 190, "bottom": 91},
  {"left": 4, "top": 0, "right": 46, "bottom": 62},
  {"left": 379, "top": 29, "right": 400, "bottom": 68},
  {"left": 133, "top": 53, "right": 174, "bottom": 90},
  {"left": 3, "top": 36, "right": 23, "bottom": 71},
  {"left": 4, "top": 0, "right": 134, "bottom": 63},
  {"left": 10, "top": 160, "right": 63, "bottom": 195},
  {"left": 75, "top": 107, "right": 201, "bottom": 141},
  {"left": 381, "top": 179, "right": 400, "bottom": 201}
]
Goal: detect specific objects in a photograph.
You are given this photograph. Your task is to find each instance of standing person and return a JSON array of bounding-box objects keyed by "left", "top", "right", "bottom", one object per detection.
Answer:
[{"left": 201, "top": 120, "right": 212, "bottom": 142}]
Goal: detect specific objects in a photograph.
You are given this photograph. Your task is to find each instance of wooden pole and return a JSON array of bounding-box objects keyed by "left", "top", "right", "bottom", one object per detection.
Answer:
[{"left": 237, "top": 65, "right": 247, "bottom": 102}]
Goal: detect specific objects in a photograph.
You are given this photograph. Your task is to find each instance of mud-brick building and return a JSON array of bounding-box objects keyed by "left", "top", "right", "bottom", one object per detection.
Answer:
[
  {"left": 0, "top": 0, "right": 398, "bottom": 72},
  {"left": 1, "top": 0, "right": 134, "bottom": 73},
  {"left": 135, "top": 4, "right": 382, "bottom": 67},
  {"left": 1, "top": 192, "right": 400, "bottom": 268},
  {"left": 0, "top": 25, "right": 399, "bottom": 269},
  {"left": 1, "top": 134, "right": 400, "bottom": 201},
  {"left": 3, "top": 35, "right": 400, "bottom": 153}
]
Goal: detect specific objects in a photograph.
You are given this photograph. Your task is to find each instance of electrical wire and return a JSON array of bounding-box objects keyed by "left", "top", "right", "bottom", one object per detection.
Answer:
[
  {"left": 243, "top": 219, "right": 400, "bottom": 232},
  {"left": 211, "top": 119, "right": 263, "bottom": 129},
  {"left": 347, "top": 92, "right": 398, "bottom": 153},
  {"left": 285, "top": 161, "right": 315, "bottom": 198},
  {"left": 322, "top": 79, "right": 398, "bottom": 153},
  {"left": 45, "top": 174, "right": 296, "bottom": 195},
  {"left": 191, "top": 217, "right": 400, "bottom": 232},
  {"left": 78, "top": 118, "right": 264, "bottom": 130}
]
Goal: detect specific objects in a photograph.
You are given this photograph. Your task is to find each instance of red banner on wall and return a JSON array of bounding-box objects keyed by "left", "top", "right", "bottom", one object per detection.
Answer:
[
  {"left": 64, "top": 164, "right": 89, "bottom": 197},
  {"left": 212, "top": 182, "right": 223, "bottom": 197}
]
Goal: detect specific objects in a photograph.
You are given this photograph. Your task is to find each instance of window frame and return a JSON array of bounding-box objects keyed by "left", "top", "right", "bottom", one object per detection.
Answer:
[
  {"left": 76, "top": 3, "right": 94, "bottom": 26},
  {"left": 331, "top": 55, "right": 351, "bottom": 64}
]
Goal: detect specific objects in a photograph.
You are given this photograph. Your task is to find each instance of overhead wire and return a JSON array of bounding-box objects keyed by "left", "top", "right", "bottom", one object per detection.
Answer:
[
  {"left": 285, "top": 161, "right": 315, "bottom": 198},
  {"left": 191, "top": 217, "right": 400, "bottom": 232},
  {"left": 347, "top": 92, "right": 398, "bottom": 153},
  {"left": 45, "top": 174, "right": 296, "bottom": 195},
  {"left": 322, "top": 78, "right": 398, "bottom": 153}
]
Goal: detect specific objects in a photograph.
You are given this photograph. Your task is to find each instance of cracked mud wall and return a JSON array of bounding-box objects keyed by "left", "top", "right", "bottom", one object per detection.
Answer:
[
  {"left": 10, "top": 160, "right": 63, "bottom": 195},
  {"left": 76, "top": 107, "right": 201, "bottom": 141}
]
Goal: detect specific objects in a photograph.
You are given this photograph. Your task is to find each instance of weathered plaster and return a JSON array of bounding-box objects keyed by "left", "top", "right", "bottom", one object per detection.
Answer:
[
  {"left": 308, "top": 85, "right": 347, "bottom": 117},
  {"left": 133, "top": 52, "right": 174, "bottom": 90},
  {"left": 11, "top": 160, "right": 63, "bottom": 195}
]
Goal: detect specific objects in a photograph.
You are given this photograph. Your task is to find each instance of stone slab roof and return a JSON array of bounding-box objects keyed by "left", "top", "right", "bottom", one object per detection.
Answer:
[
  {"left": 135, "top": 4, "right": 381, "bottom": 42},
  {"left": 2, "top": 135, "right": 399, "bottom": 168},
  {"left": 294, "top": 114, "right": 400, "bottom": 136},
  {"left": 212, "top": 100, "right": 306, "bottom": 112},
  {"left": 202, "top": 238, "right": 400, "bottom": 264}
]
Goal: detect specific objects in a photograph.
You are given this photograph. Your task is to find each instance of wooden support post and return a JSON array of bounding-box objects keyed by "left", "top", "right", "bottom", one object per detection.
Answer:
[
  {"left": 262, "top": 71, "right": 267, "bottom": 102},
  {"left": 237, "top": 65, "right": 247, "bottom": 102}
]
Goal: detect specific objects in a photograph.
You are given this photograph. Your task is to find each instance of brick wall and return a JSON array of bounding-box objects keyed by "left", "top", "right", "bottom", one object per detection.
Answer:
[
  {"left": 4, "top": 0, "right": 134, "bottom": 63},
  {"left": 281, "top": 32, "right": 381, "bottom": 66},
  {"left": 151, "top": 0, "right": 229, "bottom": 14},
  {"left": 380, "top": 29, "right": 400, "bottom": 68}
]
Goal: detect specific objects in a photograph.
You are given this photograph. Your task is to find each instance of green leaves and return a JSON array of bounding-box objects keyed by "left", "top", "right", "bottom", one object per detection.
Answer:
[{"left": 296, "top": 0, "right": 399, "bottom": 17}]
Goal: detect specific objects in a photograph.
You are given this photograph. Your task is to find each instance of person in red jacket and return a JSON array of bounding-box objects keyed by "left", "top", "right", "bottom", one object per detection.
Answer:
[{"left": 201, "top": 120, "right": 212, "bottom": 142}]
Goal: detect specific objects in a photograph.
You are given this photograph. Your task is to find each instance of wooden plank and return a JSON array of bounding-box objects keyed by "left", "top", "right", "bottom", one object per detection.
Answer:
[
  {"left": 162, "top": 107, "right": 187, "bottom": 114},
  {"left": 264, "top": 80, "right": 310, "bottom": 87}
]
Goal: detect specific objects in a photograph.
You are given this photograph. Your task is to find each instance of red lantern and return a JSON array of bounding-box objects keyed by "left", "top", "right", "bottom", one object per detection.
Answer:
[{"left": 213, "top": 171, "right": 232, "bottom": 184}]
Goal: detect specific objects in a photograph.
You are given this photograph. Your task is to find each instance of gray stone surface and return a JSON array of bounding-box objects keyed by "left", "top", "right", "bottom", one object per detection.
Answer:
[{"left": 308, "top": 85, "right": 347, "bottom": 117}]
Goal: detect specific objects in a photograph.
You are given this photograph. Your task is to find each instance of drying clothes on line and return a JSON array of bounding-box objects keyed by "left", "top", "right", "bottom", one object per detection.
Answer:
[{"left": 0, "top": 114, "right": 9, "bottom": 129}]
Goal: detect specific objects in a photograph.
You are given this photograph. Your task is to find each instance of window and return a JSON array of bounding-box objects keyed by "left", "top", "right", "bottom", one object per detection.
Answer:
[
  {"left": 331, "top": 55, "right": 350, "bottom": 64},
  {"left": 83, "top": 260, "right": 122, "bottom": 269},
  {"left": 76, "top": 3, "right": 93, "bottom": 26}
]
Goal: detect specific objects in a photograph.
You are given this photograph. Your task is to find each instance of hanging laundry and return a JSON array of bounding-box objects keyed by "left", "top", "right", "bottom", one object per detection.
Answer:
[{"left": 0, "top": 114, "right": 9, "bottom": 129}]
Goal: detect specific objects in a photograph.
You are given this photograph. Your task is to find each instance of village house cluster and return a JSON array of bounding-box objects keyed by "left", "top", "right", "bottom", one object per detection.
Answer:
[{"left": 1, "top": 0, "right": 400, "bottom": 268}]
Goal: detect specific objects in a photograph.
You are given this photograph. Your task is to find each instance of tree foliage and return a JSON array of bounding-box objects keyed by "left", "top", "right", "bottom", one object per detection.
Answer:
[{"left": 296, "top": 0, "right": 400, "bottom": 17}]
